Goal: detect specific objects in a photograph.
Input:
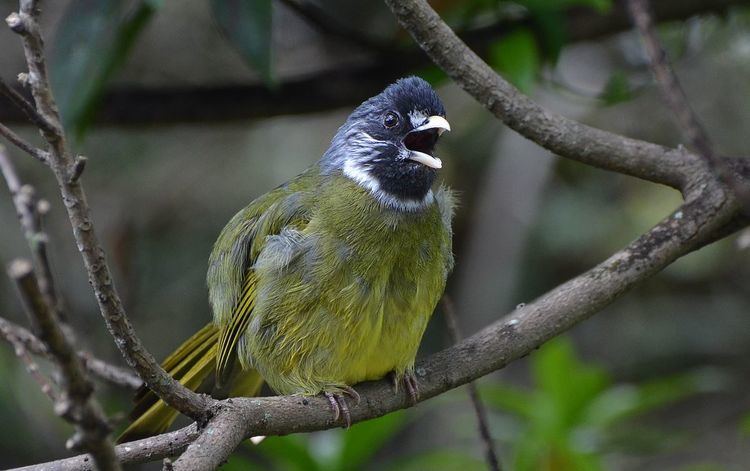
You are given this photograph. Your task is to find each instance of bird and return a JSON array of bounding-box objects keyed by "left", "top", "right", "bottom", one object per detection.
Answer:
[{"left": 119, "top": 76, "right": 454, "bottom": 442}]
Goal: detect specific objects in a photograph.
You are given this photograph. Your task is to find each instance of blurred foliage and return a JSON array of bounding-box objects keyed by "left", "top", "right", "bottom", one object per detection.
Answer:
[
  {"left": 741, "top": 413, "right": 750, "bottom": 436},
  {"left": 212, "top": 0, "right": 274, "bottom": 86},
  {"left": 489, "top": 28, "right": 540, "bottom": 93},
  {"left": 218, "top": 408, "right": 488, "bottom": 471},
  {"left": 482, "top": 338, "right": 714, "bottom": 471},
  {"left": 47, "top": 0, "right": 620, "bottom": 138},
  {"left": 599, "top": 71, "right": 634, "bottom": 105},
  {"left": 50, "top": 0, "right": 162, "bottom": 139},
  {"left": 219, "top": 410, "right": 483, "bottom": 471}
]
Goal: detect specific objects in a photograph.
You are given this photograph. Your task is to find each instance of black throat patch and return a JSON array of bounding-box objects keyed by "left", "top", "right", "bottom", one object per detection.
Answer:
[{"left": 369, "top": 160, "right": 436, "bottom": 202}]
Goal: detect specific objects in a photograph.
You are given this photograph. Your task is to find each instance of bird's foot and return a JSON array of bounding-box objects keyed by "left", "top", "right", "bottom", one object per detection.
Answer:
[
  {"left": 323, "top": 387, "right": 359, "bottom": 428},
  {"left": 388, "top": 371, "right": 420, "bottom": 405}
]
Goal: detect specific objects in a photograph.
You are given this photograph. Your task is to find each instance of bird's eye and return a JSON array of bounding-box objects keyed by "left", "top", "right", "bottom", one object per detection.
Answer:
[{"left": 383, "top": 111, "right": 399, "bottom": 128}]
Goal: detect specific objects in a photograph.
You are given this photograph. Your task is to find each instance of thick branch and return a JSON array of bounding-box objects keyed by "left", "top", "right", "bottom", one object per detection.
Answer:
[
  {"left": 20, "top": 182, "right": 747, "bottom": 469},
  {"left": 385, "top": 0, "right": 705, "bottom": 190},
  {"left": 171, "top": 182, "right": 739, "bottom": 470},
  {"left": 3, "top": 0, "right": 212, "bottom": 419},
  {"left": 8, "top": 259, "right": 119, "bottom": 471}
]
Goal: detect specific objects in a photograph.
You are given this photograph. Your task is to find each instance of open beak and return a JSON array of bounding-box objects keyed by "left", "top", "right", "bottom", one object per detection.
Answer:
[{"left": 403, "top": 116, "right": 451, "bottom": 169}]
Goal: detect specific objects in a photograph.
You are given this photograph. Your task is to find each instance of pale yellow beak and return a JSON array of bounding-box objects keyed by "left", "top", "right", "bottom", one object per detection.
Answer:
[
  {"left": 406, "top": 116, "right": 451, "bottom": 169},
  {"left": 413, "top": 115, "right": 451, "bottom": 135}
]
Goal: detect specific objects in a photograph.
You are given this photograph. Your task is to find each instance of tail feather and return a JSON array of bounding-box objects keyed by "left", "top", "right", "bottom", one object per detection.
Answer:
[
  {"left": 119, "top": 321, "right": 265, "bottom": 443},
  {"left": 119, "top": 323, "right": 219, "bottom": 443}
]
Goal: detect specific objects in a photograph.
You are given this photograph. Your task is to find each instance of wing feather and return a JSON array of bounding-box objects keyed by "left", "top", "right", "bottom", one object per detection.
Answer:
[{"left": 208, "top": 168, "right": 317, "bottom": 385}]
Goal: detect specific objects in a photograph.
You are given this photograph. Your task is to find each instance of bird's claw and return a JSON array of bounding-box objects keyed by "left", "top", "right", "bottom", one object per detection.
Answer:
[
  {"left": 403, "top": 371, "right": 420, "bottom": 405},
  {"left": 388, "top": 371, "right": 420, "bottom": 405},
  {"left": 323, "top": 387, "right": 359, "bottom": 428}
]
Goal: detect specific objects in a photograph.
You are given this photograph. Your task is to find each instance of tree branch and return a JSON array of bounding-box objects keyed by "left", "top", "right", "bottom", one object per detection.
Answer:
[
  {"left": 0, "top": 0, "right": 744, "bottom": 125},
  {"left": 0, "top": 314, "right": 60, "bottom": 403},
  {"left": 169, "top": 183, "right": 739, "bottom": 470},
  {"left": 384, "top": 0, "right": 707, "bottom": 191},
  {"left": 627, "top": 0, "right": 750, "bottom": 211},
  {"left": 0, "top": 315, "right": 142, "bottom": 391},
  {"left": 1, "top": 144, "right": 142, "bottom": 392},
  {"left": 7, "top": 259, "right": 120, "bottom": 471},
  {"left": 442, "top": 297, "right": 501, "bottom": 471},
  {"left": 11, "top": 425, "right": 200, "bottom": 471},
  {"left": 0, "top": 122, "right": 46, "bottom": 162},
  {"left": 0, "top": 76, "right": 57, "bottom": 135},
  {"left": 2, "top": 0, "right": 213, "bottom": 421}
]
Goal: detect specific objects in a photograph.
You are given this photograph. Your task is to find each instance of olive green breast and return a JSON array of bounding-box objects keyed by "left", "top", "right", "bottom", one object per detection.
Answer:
[{"left": 246, "top": 173, "right": 454, "bottom": 394}]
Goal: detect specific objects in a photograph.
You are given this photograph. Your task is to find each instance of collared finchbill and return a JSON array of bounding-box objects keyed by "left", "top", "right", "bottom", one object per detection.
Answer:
[{"left": 404, "top": 115, "right": 451, "bottom": 169}]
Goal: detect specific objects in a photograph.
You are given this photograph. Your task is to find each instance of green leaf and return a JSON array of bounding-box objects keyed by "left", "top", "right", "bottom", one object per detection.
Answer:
[
  {"left": 212, "top": 0, "right": 274, "bottom": 86},
  {"left": 531, "top": 338, "right": 610, "bottom": 429},
  {"left": 334, "top": 411, "right": 408, "bottom": 471},
  {"left": 50, "top": 0, "right": 160, "bottom": 140},
  {"left": 489, "top": 28, "right": 540, "bottom": 93},
  {"left": 507, "top": 0, "right": 613, "bottom": 64},
  {"left": 599, "top": 71, "right": 633, "bottom": 106},
  {"left": 532, "top": 11, "right": 567, "bottom": 63}
]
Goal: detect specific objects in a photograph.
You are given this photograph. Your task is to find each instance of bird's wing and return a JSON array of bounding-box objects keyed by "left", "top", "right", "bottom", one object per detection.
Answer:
[{"left": 207, "top": 168, "right": 317, "bottom": 386}]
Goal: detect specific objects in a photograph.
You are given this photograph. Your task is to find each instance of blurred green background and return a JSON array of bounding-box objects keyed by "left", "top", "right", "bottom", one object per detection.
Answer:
[{"left": 1, "top": 0, "right": 749, "bottom": 469}]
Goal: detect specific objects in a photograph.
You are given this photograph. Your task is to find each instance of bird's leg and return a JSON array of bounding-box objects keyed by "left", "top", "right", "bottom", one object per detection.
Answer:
[
  {"left": 324, "top": 392, "right": 341, "bottom": 422},
  {"left": 323, "top": 388, "right": 358, "bottom": 428}
]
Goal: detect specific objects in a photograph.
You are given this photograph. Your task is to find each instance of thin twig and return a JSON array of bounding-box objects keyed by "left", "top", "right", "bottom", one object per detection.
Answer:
[
  {"left": 442, "top": 296, "right": 501, "bottom": 471},
  {"left": 1, "top": 319, "right": 60, "bottom": 402},
  {"left": 0, "top": 123, "right": 46, "bottom": 162},
  {"left": 2, "top": 121, "right": 120, "bottom": 467},
  {"left": 8, "top": 259, "right": 120, "bottom": 471},
  {"left": 0, "top": 315, "right": 142, "bottom": 391},
  {"left": 627, "top": 0, "right": 750, "bottom": 211},
  {"left": 0, "top": 145, "right": 63, "bottom": 323},
  {"left": 3, "top": 0, "right": 212, "bottom": 419},
  {"left": 0, "top": 75, "right": 57, "bottom": 136}
]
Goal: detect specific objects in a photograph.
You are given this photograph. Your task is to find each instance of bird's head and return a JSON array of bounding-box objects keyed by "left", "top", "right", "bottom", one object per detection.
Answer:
[{"left": 321, "top": 76, "right": 450, "bottom": 211}]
